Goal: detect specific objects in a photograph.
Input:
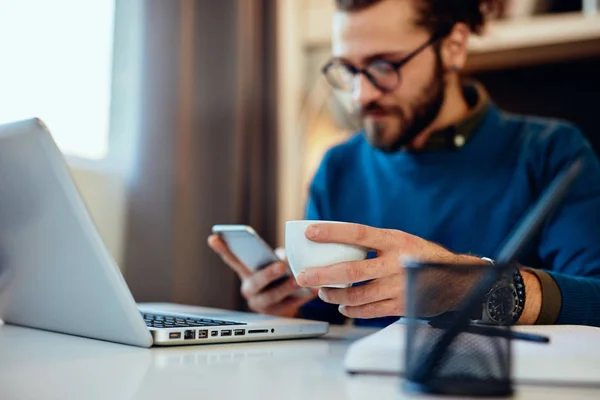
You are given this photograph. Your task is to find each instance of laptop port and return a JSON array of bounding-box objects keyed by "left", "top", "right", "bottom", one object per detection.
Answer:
[
  {"left": 247, "top": 329, "right": 268, "bottom": 334},
  {"left": 211, "top": 331, "right": 218, "bottom": 337},
  {"left": 198, "top": 330, "right": 208, "bottom": 339},
  {"left": 184, "top": 330, "right": 195, "bottom": 340},
  {"left": 169, "top": 332, "right": 182, "bottom": 339},
  {"left": 234, "top": 329, "right": 245, "bottom": 336},
  {"left": 221, "top": 330, "right": 232, "bottom": 337}
]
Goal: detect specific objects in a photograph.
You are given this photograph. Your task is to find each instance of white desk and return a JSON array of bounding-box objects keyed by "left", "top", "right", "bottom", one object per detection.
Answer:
[{"left": 0, "top": 313, "right": 598, "bottom": 400}]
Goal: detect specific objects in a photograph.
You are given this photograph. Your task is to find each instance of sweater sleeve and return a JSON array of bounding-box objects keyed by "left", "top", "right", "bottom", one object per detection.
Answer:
[{"left": 535, "top": 125, "right": 600, "bottom": 326}]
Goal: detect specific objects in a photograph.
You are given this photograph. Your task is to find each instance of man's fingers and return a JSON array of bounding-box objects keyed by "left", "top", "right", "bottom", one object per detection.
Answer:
[
  {"left": 338, "top": 298, "right": 403, "bottom": 319},
  {"left": 266, "top": 289, "right": 320, "bottom": 317},
  {"left": 305, "top": 222, "right": 405, "bottom": 250},
  {"left": 318, "top": 276, "right": 402, "bottom": 306},
  {"left": 296, "top": 257, "right": 397, "bottom": 287},
  {"left": 207, "top": 234, "right": 251, "bottom": 278},
  {"left": 247, "top": 277, "right": 301, "bottom": 311},
  {"left": 207, "top": 234, "right": 228, "bottom": 254},
  {"left": 240, "top": 262, "right": 289, "bottom": 298}
]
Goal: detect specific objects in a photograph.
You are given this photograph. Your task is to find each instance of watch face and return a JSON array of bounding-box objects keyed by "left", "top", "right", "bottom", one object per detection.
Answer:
[{"left": 485, "top": 285, "right": 518, "bottom": 325}]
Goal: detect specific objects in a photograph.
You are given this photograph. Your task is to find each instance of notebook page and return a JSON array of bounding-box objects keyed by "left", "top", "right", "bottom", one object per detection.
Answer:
[{"left": 344, "top": 323, "right": 600, "bottom": 385}]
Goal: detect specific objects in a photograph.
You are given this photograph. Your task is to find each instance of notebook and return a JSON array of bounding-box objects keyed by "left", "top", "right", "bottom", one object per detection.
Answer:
[{"left": 344, "top": 321, "right": 600, "bottom": 387}]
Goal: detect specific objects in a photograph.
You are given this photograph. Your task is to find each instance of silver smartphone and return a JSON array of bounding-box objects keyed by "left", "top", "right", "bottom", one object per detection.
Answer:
[{"left": 211, "top": 224, "right": 311, "bottom": 296}]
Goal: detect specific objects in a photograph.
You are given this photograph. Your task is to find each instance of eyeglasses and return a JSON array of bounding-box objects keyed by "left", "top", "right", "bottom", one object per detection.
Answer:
[{"left": 321, "top": 30, "right": 448, "bottom": 94}]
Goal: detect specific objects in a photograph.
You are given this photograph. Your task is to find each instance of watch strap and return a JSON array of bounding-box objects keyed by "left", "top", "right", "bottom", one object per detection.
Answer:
[{"left": 524, "top": 268, "right": 561, "bottom": 325}]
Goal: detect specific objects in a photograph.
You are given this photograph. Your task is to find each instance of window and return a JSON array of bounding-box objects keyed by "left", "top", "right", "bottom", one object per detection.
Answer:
[{"left": 0, "top": 0, "right": 116, "bottom": 160}]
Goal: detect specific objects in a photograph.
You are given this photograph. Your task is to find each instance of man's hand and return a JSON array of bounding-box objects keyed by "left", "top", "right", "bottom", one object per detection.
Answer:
[
  {"left": 295, "top": 223, "right": 486, "bottom": 319},
  {"left": 208, "top": 235, "right": 318, "bottom": 318}
]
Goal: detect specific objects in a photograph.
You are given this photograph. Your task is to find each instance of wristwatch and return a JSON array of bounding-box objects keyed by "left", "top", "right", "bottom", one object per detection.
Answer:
[{"left": 478, "top": 258, "right": 526, "bottom": 325}]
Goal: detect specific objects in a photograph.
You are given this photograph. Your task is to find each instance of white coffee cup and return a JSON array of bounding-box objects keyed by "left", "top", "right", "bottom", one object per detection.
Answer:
[{"left": 285, "top": 220, "right": 368, "bottom": 288}]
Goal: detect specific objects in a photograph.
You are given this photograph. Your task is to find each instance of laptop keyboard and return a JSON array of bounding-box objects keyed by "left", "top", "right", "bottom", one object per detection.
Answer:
[{"left": 142, "top": 313, "right": 247, "bottom": 329}]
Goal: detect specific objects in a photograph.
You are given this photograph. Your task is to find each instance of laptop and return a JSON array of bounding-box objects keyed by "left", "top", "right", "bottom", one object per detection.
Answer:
[{"left": 0, "top": 118, "right": 328, "bottom": 347}]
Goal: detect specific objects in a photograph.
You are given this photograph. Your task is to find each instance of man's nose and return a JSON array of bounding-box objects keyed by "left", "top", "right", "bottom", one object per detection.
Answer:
[{"left": 351, "top": 74, "right": 383, "bottom": 108}]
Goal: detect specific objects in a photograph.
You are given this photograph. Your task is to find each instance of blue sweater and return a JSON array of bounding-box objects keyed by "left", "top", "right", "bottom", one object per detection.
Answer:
[{"left": 302, "top": 104, "right": 600, "bottom": 327}]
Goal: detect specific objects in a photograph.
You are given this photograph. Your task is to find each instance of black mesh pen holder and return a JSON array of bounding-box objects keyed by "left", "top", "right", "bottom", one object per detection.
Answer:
[{"left": 402, "top": 262, "right": 514, "bottom": 398}]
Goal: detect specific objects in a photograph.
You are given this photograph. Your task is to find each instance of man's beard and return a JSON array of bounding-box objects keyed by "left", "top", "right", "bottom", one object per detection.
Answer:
[{"left": 361, "top": 55, "right": 446, "bottom": 153}]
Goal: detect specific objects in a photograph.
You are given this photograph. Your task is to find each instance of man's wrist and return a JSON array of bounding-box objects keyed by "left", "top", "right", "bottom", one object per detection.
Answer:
[
  {"left": 454, "top": 254, "right": 490, "bottom": 266},
  {"left": 518, "top": 269, "right": 542, "bottom": 325}
]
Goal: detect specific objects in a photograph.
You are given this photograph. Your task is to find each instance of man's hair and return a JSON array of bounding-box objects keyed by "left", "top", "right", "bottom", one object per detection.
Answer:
[{"left": 335, "top": 0, "right": 504, "bottom": 35}]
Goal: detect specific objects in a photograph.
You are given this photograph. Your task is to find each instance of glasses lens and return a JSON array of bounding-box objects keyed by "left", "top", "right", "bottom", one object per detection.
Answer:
[
  {"left": 366, "top": 60, "right": 400, "bottom": 92},
  {"left": 323, "top": 61, "right": 355, "bottom": 91}
]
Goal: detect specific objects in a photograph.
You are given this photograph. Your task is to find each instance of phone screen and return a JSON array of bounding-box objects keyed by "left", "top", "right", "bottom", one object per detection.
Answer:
[{"left": 216, "top": 229, "right": 280, "bottom": 271}]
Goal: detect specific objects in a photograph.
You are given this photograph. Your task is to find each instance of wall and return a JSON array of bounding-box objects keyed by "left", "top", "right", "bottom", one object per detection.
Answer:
[
  {"left": 473, "top": 56, "right": 600, "bottom": 155},
  {"left": 70, "top": 166, "right": 127, "bottom": 269}
]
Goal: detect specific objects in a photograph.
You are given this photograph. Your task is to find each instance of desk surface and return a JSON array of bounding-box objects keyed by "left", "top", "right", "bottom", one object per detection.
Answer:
[{"left": 0, "top": 314, "right": 598, "bottom": 400}]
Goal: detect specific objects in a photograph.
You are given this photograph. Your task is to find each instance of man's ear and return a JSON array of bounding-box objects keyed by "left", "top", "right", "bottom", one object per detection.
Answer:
[{"left": 440, "top": 23, "right": 470, "bottom": 72}]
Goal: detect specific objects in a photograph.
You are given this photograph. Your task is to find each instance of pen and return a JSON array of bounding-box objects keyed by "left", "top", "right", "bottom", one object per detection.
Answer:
[{"left": 427, "top": 319, "right": 550, "bottom": 344}]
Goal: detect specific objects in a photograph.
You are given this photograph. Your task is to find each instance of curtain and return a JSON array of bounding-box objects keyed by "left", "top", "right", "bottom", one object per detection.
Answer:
[{"left": 124, "top": 0, "right": 278, "bottom": 310}]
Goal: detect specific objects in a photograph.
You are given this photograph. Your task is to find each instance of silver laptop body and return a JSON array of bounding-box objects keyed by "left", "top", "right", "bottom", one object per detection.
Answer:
[{"left": 0, "top": 119, "right": 328, "bottom": 348}]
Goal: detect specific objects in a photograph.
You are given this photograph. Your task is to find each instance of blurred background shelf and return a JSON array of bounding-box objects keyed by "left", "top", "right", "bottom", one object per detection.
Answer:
[
  {"left": 303, "top": 5, "right": 600, "bottom": 72},
  {"left": 467, "top": 12, "right": 600, "bottom": 72}
]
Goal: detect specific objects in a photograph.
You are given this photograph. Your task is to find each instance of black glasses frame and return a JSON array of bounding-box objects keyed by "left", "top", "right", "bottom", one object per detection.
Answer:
[{"left": 321, "top": 28, "right": 450, "bottom": 93}]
